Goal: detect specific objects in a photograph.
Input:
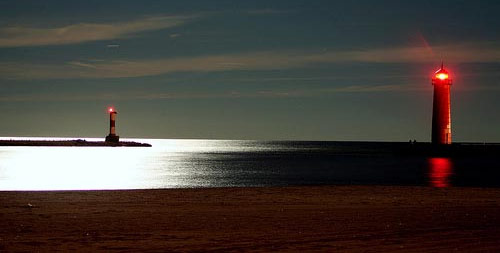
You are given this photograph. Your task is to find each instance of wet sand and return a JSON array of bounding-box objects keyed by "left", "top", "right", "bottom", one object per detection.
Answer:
[{"left": 1, "top": 186, "right": 500, "bottom": 252}]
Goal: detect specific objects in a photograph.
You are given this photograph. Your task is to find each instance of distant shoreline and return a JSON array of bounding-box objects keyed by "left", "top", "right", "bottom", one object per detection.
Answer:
[
  {"left": 0, "top": 139, "right": 499, "bottom": 155},
  {"left": 0, "top": 139, "right": 151, "bottom": 147}
]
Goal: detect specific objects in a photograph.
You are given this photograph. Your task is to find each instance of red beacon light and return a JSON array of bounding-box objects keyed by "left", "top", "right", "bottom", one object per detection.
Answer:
[
  {"left": 436, "top": 73, "right": 449, "bottom": 80},
  {"left": 432, "top": 63, "right": 452, "bottom": 84},
  {"left": 108, "top": 107, "right": 114, "bottom": 113}
]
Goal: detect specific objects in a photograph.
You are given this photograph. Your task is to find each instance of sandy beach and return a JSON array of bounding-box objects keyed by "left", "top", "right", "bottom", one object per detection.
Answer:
[{"left": 1, "top": 186, "right": 500, "bottom": 252}]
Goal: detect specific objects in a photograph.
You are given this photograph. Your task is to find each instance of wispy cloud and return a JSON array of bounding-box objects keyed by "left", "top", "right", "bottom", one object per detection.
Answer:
[
  {"left": 0, "top": 93, "right": 124, "bottom": 102},
  {"left": 67, "top": 61, "right": 98, "bottom": 69},
  {"left": 310, "top": 43, "right": 500, "bottom": 63},
  {"left": 246, "top": 9, "right": 293, "bottom": 15},
  {"left": 4, "top": 82, "right": 500, "bottom": 103},
  {"left": 0, "top": 42, "right": 498, "bottom": 80},
  {"left": 0, "top": 15, "right": 193, "bottom": 48},
  {"left": 0, "top": 86, "right": 393, "bottom": 102},
  {"left": 0, "top": 52, "right": 301, "bottom": 79}
]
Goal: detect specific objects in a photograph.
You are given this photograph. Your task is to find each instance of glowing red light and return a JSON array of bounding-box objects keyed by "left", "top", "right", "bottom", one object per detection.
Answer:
[
  {"left": 108, "top": 108, "right": 114, "bottom": 113},
  {"left": 436, "top": 73, "right": 449, "bottom": 80},
  {"left": 429, "top": 158, "right": 452, "bottom": 188}
]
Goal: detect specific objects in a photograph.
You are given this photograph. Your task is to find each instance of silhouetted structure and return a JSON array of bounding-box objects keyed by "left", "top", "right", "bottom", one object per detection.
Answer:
[
  {"left": 431, "top": 63, "right": 452, "bottom": 144},
  {"left": 0, "top": 139, "right": 151, "bottom": 147},
  {"left": 105, "top": 108, "right": 120, "bottom": 143}
]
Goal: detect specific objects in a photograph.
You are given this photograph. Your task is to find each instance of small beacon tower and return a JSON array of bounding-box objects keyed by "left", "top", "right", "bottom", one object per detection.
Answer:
[
  {"left": 105, "top": 107, "right": 120, "bottom": 143},
  {"left": 431, "top": 63, "right": 452, "bottom": 145}
]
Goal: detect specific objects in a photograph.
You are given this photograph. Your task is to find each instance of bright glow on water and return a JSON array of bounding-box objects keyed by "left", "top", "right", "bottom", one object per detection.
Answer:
[
  {"left": 0, "top": 138, "right": 499, "bottom": 190},
  {"left": 0, "top": 147, "right": 146, "bottom": 190},
  {"left": 428, "top": 157, "right": 453, "bottom": 188},
  {"left": 0, "top": 138, "right": 295, "bottom": 190}
]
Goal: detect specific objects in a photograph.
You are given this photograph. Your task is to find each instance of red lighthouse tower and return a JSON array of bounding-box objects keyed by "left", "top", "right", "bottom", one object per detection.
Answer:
[
  {"left": 105, "top": 107, "right": 120, "bottom": 143},
  {"left": 431, "top": 63, "right": 452, "bottom": 145}
]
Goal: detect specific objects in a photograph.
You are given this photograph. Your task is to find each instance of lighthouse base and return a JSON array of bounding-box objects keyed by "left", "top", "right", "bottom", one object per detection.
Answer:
[{"left": 105, "top": 134, "right": 120, "bottom": 143}]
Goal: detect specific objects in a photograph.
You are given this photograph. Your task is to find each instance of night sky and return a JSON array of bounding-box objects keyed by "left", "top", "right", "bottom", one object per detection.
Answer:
[{"left": 0, "top": 0, "right": 499, "bottom": 141}]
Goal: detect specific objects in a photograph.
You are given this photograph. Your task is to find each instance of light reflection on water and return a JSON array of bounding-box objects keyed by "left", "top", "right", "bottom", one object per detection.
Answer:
[
  {"left": 0, "top": 138, "right": 292, "bottom": 190},
  {"left": 0, "top": 146, "right": 152, "bottom": 190},
  {"left": 428, "top": 158, "right": 453, "bottom": 188},
  {"left": 0, "top": 138, "right": 498, "bottom": 190}
]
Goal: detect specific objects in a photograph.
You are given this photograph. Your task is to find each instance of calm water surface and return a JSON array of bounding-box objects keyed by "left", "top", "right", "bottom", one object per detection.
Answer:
[{"left": 0, "top": 138, "right": 499, "bottom": 190}]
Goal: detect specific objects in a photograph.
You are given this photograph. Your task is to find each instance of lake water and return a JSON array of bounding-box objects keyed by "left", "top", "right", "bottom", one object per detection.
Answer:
[{"left": 0, "top": 138, "right": 499, "bottom": 190}]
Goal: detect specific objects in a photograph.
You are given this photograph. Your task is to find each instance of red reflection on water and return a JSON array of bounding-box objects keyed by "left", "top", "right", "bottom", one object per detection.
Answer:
[{"left": 428, "top": 158, "right": 453, "bottom": 188}]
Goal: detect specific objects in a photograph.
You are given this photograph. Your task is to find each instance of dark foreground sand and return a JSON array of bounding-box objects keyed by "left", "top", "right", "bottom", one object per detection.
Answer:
[{"left": 1, "top": 186, "right": 500, "bottom": 252}]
